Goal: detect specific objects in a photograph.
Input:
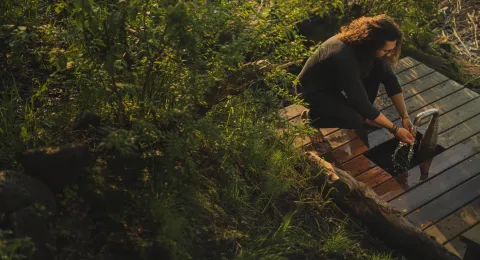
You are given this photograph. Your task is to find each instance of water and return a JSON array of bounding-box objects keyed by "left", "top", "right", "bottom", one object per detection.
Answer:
[{"left": 392, "top": 126, "right": 418, "bottom": 172}]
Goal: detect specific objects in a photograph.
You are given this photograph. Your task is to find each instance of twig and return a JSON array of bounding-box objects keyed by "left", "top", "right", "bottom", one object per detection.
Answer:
[
  {"left": 462, "top": 75, "right": 480, "bottom": 87},
  {"left": 467, "top": 11, "right": 478, "bottom": 48},
  {"left": 452, "top": 17, "right": 472, "bottom": 57}
]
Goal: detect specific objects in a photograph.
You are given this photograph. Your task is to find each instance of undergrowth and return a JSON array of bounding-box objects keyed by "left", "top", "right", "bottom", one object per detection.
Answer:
[{"left": 0, "top": 0, "right": 445, "bottom": 259}]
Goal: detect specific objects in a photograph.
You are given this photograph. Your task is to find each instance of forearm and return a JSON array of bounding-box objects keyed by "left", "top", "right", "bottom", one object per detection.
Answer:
[
  {"left": 390, "top": 93, "right": 409, "bottom": 118},
  {"left": 373, "top": 112, "right": 395, "bottom": 130}
]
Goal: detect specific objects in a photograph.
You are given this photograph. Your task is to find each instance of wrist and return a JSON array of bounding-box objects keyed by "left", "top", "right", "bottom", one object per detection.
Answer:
[{"left": 388, "top": 123, "right": 399, "bottom": 135}]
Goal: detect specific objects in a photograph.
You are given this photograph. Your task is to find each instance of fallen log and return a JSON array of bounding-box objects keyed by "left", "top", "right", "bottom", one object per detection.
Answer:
[{"left": 304, "top": 151, "right": 461, "bottom": 260}]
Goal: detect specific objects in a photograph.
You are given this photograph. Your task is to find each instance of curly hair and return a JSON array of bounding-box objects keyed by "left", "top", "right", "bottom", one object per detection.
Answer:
[{"left": 336, "top": 14, "right": 403, "bottom": 66}]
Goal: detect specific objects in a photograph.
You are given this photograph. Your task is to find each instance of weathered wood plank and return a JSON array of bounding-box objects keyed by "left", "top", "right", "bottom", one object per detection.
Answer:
[
  {"left": 375, "top": 72, "right": 449, "bottom": 109},
  {"left": 329, "top": 137, "right": 370, "bottom": 165},
  {"left": 355, "top": 166, "right": 391, "bottom": 188},
  {"left": 459, "top": 226, "right": 480, "bottom": 260},
  {"left": 394, "top": 57, "right": 421, "bottom": 74},
  {"left": 444, "top": 237, "right": 467, "bottom": 259},
  {"left": 321, "top": 129, "right": 359, "bottom": 150},
  {"left": 378, "top": 63, "right": 435, "bottom": 95},
  {"left": 405, "top": 173, "right": 480, "bottom": 229},
  {"left": 321, "top": 128, "right": 339, "bottom": 136},
  {"left": 391, "top": 153, "right": 480, "bottom": 215},
  {"left": 340, "top": 155, "right": 376, "bottom": 177},
  {"left": 438, "top": 114, "right": 480, "bottom": 148},
  {"left": 374, "top": 133, "right": 480, "bottom": 201},
  {"left": 280, "top": 110, "right": 318, "bottom": 148},
  {"left": 424, "top": 196, "right": 480, "bottom": 244},
  {"left": 381, "top": 79, "right": 465, "bottom": 121},
  {"left": 461, "top": 223, "right": 480, "bottom": 246},
  {"left": 279, "top": 104, "right": 307, "bottom": 120}
]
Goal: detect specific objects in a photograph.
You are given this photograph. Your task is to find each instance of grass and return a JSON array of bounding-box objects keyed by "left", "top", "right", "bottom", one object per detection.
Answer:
[{"left": 0, "top": 1, "right": 413, "bottom": 259}]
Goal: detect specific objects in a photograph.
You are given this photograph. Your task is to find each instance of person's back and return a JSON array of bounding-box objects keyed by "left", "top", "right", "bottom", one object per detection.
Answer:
[{"left": 297, "top": 35, "right": 367, "bottom": 96}]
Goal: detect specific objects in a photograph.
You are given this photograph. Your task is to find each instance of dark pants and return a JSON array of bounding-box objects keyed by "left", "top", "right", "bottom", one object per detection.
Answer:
[{"left": 304, "top": 65, "right": 382, "bottom": 131}]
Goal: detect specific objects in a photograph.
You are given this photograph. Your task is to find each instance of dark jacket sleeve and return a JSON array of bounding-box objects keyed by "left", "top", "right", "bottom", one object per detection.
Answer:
[
  {"left": 334, "top": 53, "right": 380, "bottom": 120},
  {"left": 380, "top": 60, "right": 402, "bottom": 97}
]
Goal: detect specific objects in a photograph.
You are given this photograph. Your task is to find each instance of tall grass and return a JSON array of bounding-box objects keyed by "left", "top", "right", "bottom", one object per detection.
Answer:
[{"left": 0, "top": 0, "right": 415, "bottom": 259}]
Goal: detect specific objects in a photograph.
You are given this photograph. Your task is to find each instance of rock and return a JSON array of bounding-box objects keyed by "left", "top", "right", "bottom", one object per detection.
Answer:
[
  {"left": 0, "top": 212, "right": 8, "bottom": 229},
  {"left": 16, "top": 143, "right": 92, "bottom": 192},
  {"left": 100, "top": 241, "right": 137, "bottom": 260},
  {"left": 145, "top": 240, "right": 172, "bottom": 260},
  {"left": 10, "top": 205, "right": 55, "bottom": 260},
  {"left": 72, "top": 112, "right": 101, "bottom": 131},
  {"left": 0, "top": 170, "right": 56, "bottom": 213}
]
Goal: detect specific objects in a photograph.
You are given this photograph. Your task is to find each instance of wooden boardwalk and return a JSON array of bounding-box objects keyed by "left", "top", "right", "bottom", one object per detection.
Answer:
[{"left": 282, "top": 57, "right": 480, "bottom": 259}]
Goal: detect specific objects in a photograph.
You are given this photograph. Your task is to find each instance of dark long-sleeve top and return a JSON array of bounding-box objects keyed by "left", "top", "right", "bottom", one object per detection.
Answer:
[{"left": 297, "top": 35, "right": 402, "bottom": 120}]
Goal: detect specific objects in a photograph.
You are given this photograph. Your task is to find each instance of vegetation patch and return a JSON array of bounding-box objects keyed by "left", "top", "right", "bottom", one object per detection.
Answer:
[{"left": 0, "top": 0, "right": 456, "bottom": 259}]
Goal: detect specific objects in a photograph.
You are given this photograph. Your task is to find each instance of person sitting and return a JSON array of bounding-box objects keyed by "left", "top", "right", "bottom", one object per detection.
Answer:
[{"left": 297, "top": 14, "right": 415, "bottom": 144}]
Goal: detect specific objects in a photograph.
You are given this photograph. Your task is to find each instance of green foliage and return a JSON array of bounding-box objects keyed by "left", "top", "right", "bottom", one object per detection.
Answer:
[
  {"left": 370, "top": 252, "right": 396, "bottom": 260},
  {"left": 350, "top": 0, "right": 441, "bottom": 52},
  {"left": 0, "top": 87, "right": 22, "bottom": 165},
  {"left": 0, "top": 0, "right": 415, "bottom": 259},
  {"left": 322, "top": 225, "right": 359, "bottom": 256},
  {"left": 0, "top": 230, "right": 34, "bottom": 260}
]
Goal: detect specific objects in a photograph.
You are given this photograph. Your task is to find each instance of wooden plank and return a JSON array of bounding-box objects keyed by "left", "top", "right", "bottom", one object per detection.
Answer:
[
  {"left": 444, "top": 237, "right": 467, "bottom": 258},
  {"left": 330, "top": 82, "right": 471, "bottom": 165},
  {"left": 461, "top": 223, "right": 480, "bottom": 246},
  {"left": 374, "top": 133, "right": 480, "bottom": 201},
  {"left": 321, "top": 128, "right": 339, "bottom": 136},
  {"left": 340, "top": 155, "right": 376, "bottom": 177},
  {"left": 374, "top": 72, "right": 449, "bottom": 110},
  {"left": 424, "top": 196, "right": 480, "bottom": 244},
  {"left": 391, "top": 153, "right": 480, "bottom": 214},
  {"left": 280, "top": 104, "right": 307, "bottom": 120},
  {"left": 321, "top": 129, "right": 359, "bottom": 150},
  {"left": 355, "top": 166, "right": 391, "bottom": 188},
  {"left": 405, "top": 173, "right": 480, "bottom": 229},
  {"left": 418, "top": 97, "right": 480, "bottom": 133},
  {"left": 329, "top": 137, "right": 370, "bottom": 165},
  {"left": 393, "top": 57, "right": 421, "bottom": 74},
  {"left": 381, "top": 79, "right": 465, "bottom": 122},
  {"left": 378, "top": 63, "right": 435, "bottom": 95},
  {"left": 438, "top": 114, "right": 480, "bottom": 149},
  {"left": 283, "top": 113, "right": 317, "bottom": 148}
]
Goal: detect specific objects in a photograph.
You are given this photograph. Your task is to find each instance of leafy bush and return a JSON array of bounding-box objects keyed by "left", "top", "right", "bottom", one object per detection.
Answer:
[
  {"left": 0, "top": 0, "right": 409, "bottom": 259},
  {"left": 0, "top": 230, "right": 34, "bottom": 260},
  {"left": 347, "top": 0, "right": 441, "bottom": 51}
]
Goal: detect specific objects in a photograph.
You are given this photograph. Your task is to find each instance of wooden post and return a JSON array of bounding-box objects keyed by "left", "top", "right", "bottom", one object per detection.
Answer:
[{"left": 460, "top": 225, "right": 480, "bottom": 260}]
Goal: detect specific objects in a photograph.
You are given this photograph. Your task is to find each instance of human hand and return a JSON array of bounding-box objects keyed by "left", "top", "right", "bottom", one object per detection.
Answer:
[
  {"left": 401, "top": 117, "right": 414, "bottom": 134},
  {"left": 395, "top": 127, "right": 414, "bottom": 144}
]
